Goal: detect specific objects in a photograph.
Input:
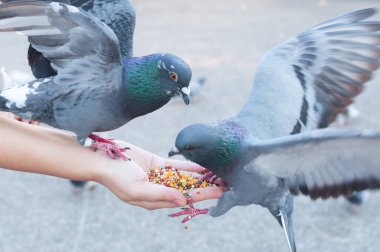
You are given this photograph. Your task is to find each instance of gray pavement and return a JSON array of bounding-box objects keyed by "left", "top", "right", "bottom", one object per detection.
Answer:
[{"left": 1, "top": 0, "right": 380, "bottom": 251}]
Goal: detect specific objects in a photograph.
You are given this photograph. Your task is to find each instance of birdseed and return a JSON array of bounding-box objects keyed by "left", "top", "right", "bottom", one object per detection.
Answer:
[{"left": 148, "top": 164, "right": 213, "bottom": 193}]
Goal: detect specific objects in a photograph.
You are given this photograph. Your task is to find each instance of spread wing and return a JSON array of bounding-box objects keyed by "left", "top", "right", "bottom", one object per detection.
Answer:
[
  {"left": 245, "top": 129, "right": 380, "bottom": 199},
  {"left": 0, "top": 1, "right": 122, "bottom": 86},
  {"left": 1, "top": 0, "right": 135, "bottom": 78},
  {"left": 81, "top": 0, "right": 135, "bottom": 58},
  {"left": 239, "top": 9, "right": 380, "bottom": 136}
]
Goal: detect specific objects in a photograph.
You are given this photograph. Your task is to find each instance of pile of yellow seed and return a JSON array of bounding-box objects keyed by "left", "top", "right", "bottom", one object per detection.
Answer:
[{"left": 148, "top": 164, "right": 211, "bottom": 193}]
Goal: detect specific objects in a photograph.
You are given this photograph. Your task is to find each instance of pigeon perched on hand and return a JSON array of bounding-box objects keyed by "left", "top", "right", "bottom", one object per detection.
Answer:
[
  {"left": 1, "top": 0, "right": 136, "bottom": 190},
  {"left": 0, "top": 2, "right": 192, "bottom": 158},
  {"left": 2, "top": 0, "right": 135, "bottom": 190},
  {"left": 169, "top": 9, "right": 380, "bottom": 252}
]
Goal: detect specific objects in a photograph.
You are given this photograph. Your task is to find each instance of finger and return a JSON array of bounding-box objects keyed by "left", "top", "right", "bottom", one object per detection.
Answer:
[
  {"left": 128, "top": 200, "right": 182, "bottom": 210},
  {"left": 167, "top": 159, "right": 205, "bottom": 173},
  {"left": 128, "top": 182, "right": 187, "bottom": 205},
  {"left": 187, "top": 186, "right": 228, "bottom": 203}
]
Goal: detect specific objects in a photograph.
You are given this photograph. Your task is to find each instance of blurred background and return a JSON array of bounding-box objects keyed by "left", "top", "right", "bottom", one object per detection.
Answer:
[{"left": 1, "top": 0, "right": 380, "bottom": 251}]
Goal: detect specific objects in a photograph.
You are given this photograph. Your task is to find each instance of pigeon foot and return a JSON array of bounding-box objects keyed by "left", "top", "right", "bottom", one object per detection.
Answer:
[
  {"left": 200, "top": 169, "right": 222, "bottom": 185},
  {"left": 89, "top": 133, "right": 130, "bottom": 161},
  {"left": 168, "top": 198, "right": 208, "bottom": 223}
]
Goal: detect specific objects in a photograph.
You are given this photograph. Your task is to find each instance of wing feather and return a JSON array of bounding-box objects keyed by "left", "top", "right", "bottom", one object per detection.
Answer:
[
  {"left": 246, "top": 129, "right": 380, "bottom": 199},
  {"left": 0, "top": 1, "right": 122, "bottom": 86},
  {"left": 239, "top": 8, "right": 380, "bottom": 135}
]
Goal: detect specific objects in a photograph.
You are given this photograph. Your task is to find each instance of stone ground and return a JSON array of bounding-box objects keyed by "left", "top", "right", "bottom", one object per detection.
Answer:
[{"left": 1, "top": 0, "right": 380, "bottom": 251}]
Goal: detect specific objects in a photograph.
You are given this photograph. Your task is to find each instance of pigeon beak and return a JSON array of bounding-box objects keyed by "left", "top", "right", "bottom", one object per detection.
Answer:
[
  {"left": 180, "top": 87, "right": 191, "bottom": 105},
  {"left": 168, "top": 146, "right": 180, "bottom": 157}
]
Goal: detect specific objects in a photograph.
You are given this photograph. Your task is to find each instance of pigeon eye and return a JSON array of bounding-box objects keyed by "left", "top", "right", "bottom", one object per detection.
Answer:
[
  {"left": 185, "top": 145, "right": 194, "bottom": 151},
  {"left": 169, "top": 72, "right": 178, "bottom": 82}
]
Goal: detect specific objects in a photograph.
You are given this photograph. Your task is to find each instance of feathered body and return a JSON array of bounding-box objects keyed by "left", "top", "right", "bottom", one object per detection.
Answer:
[
  {"left": 0, "top": 2, "right": 192, "bottom": 143},
  {"left": 171, "top": 9, "right": 380, "bottom": 252}
]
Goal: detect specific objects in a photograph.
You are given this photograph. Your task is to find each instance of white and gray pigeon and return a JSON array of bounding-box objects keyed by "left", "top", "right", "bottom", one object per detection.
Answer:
[
  {"left": 0, "top": 2, "right": 192, "bottom": 158},
  {"left": 168, "top": 9, "right": 380, "bottom": 252}
]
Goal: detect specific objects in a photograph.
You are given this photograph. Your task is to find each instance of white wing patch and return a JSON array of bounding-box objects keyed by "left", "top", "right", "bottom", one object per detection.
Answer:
[{"left": 1, "top": 83, "right": 40, "bottom": 108}]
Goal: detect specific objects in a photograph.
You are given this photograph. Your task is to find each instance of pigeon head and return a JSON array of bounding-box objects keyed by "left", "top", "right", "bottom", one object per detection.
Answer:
[
  {"left": 123, "top": 53, "right": 192, "bottom": 118},
  {"left": 169, "top": 121, "right": 245, "bottom": 173},
  {"left": 156, "top": 53, "right": 192, "bottom": 105}
]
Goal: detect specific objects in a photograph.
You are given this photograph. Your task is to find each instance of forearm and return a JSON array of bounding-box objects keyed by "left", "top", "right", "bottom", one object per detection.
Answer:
[
  {"left": 0, "top": 117, "right": 225, "bottom": 209},
  {"left": 0, "top": 117, "right": 105, "bottom": 181}
]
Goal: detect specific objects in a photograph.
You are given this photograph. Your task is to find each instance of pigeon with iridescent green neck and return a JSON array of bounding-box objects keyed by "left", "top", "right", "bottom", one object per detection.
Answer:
[
  {"left": 169, "top": 8, "right": 380, "bottom": 252},
  {"left": 0, "top": 1, "right": 192, "bottom": 159}
]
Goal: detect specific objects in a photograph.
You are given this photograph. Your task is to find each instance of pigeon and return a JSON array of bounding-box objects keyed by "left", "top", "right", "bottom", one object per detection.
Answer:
[
  {"left": 1, "top": 0, "right": 137, "bottom": 189},
  {"left": 1, "top": 0, "right": 136, "bottom": 78},
  {"left": 168, "top": 9, "right": 380, "bottom": 252},
  {"left": 0, "top": 2, "right": 192, "bottom": 157}
]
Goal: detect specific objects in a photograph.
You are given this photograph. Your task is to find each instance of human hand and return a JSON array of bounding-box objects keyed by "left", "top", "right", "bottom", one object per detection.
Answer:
[{"left": 94, "top": 141, "right": 228, "bottom": 210}]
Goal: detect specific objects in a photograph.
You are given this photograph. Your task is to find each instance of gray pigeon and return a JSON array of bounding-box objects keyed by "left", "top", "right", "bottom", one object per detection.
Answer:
[
  {"left": 0, "top": 2, "right": 192, "bottom": 156},
  {"left": 0, "top": 0, "right": 136, "bottom": 78},
  {"left": 168, "top": 9, "right": 380, "bottom": 252},
  {"left": 1, "top": 0, "right": 136, "bottom": 189}
]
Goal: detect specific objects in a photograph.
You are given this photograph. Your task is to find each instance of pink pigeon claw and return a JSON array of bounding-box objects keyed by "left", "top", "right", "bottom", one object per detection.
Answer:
[
  {"left": 169, "top": 199, "right": 208, "bottom": 223},
  {"left": 200, "top": 170, "right": 214, "bottom": 181},
  {"left": 89, "top": 133, "right": 130, "bottom": 161},
  {"left": 200, "top": 169, "right": 223, "bottom": 186}
]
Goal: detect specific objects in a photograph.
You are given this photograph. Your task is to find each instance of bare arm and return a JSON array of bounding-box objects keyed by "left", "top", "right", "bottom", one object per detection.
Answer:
[{"left": 0, "top": 116, "right": 225, "bottom": 209}]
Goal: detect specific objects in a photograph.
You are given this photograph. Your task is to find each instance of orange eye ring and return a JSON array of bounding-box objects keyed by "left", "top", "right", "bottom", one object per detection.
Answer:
[{"left": 169, "top": 72, "right": 178, "bottom": 82}]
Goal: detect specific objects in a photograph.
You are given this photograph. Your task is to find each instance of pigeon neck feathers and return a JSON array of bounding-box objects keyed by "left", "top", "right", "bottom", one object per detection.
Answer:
[
  {"left": 122, "top": 56, "right": 170, "bottom": 118},
  {"left": 176, "top": 120, "right": 246, "bottom": 173},
  {"left": 122, "top": 53, "right": 192, "bottom": 119}
]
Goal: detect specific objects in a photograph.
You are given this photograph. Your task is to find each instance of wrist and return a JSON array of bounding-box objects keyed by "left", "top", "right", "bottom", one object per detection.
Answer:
[{"left": 85, "top": 150, "right": 112, "bottom": 184}]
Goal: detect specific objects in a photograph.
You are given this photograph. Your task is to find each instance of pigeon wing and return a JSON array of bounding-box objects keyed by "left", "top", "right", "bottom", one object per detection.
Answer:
[
  {"left": 81, "top": 0, "right": 136, "bottom": 58},
  {"left": 244, "top": 129, "right": 380, "bottom": 199},
  {"left": 239, "top": 9, "right": 380, "bottom": 135},
  {"left": 0, "top": 1, "right": 123, "bottom": 87}
]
